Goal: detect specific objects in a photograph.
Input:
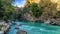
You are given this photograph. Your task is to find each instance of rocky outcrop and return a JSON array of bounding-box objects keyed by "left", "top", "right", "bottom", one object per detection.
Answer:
[
  {"left": 43, "top": 18, "right": 60, "bottom": 26},
  {"left": 23, "top": 10, "right": 60, "bottom": 26},
  {"left": 50, "top": 18, "right": 60, "bottom": 26},
  {"left": 0, "top": 21, "right": 10, "bottom": 34}
]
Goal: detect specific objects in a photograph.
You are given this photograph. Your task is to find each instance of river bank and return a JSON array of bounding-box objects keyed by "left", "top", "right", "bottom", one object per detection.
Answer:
[
  {"left": 0, "top": 18, "right": 59, "bottom": 34},
  {"left": 19, "top": 17, "right": 60, "bottom": 26},
  {"left": 0, "top": 20, "right": 12, "bottom": 34}
]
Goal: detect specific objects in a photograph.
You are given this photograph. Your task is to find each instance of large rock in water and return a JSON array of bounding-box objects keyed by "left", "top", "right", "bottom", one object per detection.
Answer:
[{"left": 16, "top": 30, "right": 27, "bottom": 34}]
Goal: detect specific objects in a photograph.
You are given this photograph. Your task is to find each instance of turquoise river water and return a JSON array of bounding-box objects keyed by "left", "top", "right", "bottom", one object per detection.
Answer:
[{"left": 6, "top": 21, "right": 60, "bottom": 34}]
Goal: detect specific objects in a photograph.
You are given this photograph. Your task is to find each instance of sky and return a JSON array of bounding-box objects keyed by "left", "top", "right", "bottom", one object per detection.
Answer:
[{"left": 13, "top": 0, "right": 26, "bottom": 7}]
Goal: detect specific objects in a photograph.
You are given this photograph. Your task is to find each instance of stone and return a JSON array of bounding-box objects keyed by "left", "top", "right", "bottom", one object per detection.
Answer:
[{"left": 16, "top": 30, "right": 27, "bottom": 34}]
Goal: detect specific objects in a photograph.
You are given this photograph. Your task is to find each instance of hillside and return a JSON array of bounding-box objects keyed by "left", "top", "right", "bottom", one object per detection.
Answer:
[
  {"left": 24, "top": 0, "right": 60, "bottom": 11},
  {"left": 23, "top": 0, "right": 60, "bottom": 25}
]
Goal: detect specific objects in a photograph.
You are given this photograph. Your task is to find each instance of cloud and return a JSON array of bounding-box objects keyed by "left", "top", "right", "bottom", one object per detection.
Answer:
[{"left": 13, "top": 0, "right": 25, "bottom": 7}]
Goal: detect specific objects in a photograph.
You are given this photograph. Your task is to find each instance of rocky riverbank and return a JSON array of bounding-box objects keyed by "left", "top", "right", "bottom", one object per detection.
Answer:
[
  {"left": 0, "top": 20, "right": 11, "bottom": 34},
  {"left": 23, "top": 14, "right": 60, "bottom": 26}
]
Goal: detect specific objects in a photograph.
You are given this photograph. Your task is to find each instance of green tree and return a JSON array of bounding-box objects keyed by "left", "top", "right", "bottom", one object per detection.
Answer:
[
  {"left": 30, "top": 3, "right": 42, "bottom": 18},
  {"left": 0, "top": 0, "right": 14, "bottom": 21}
]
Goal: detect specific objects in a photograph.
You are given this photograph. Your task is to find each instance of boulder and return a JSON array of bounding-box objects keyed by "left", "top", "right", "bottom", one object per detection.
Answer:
[{"left": 16, "top": 30, "right": 27, "bottom": 34}]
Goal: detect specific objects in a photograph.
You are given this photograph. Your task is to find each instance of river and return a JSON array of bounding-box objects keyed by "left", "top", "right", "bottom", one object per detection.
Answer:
[{"left": 6, "top": 21, "right": 60, "bottom": 34}]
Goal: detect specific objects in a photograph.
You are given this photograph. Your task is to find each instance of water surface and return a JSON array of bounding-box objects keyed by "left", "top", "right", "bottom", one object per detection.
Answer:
[{"left": 6, "top": 21, "right": 60, "bottom": 34}]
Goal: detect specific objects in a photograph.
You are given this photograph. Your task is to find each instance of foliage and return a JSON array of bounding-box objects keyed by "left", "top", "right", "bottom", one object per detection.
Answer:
[
  {"left": 16, "top": 11, "right": 21, "bottom": 19},
  {"left": 25, "top": 0, "right": 57, "bottom": 18},
  {"left": 23, "top": 0, "right": 31, "bottom": 14},
  {"left": 24, "top": 0, "right": 31, "bottom": 8},
  {"left": 56, "top": 11, "right": 60, "bottom": 18},
  {"left": 30, "top": 3, "right": 42, "bottom": 18},
  {"left": 40, "top": 0, "right": 57, "bottom": 16},
  {"left": 0, "top": 0, "right": 14, "bottom": 20}
]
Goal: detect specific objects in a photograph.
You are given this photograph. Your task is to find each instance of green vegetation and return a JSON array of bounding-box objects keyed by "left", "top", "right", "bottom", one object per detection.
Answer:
[
  {"left": 0, "top": 0, "right": 60, "bottom": 23},
  {"left": 56, "top": 11, "right": 60, "bottom": 18},
  {"left": 30, "top": 3, "right": 42, "bottom": 18},
  {"left": 0, "top": 0, "right": 14, "bottom": 21},
  {"left": 24, "top": 0, "right": 57, "bottom": 18},
  {"left": 40, "top": 0, "right": 57, "bottom": 17},
  {"left": 15, "top": 10, "right": 21, "bottom": 19}
]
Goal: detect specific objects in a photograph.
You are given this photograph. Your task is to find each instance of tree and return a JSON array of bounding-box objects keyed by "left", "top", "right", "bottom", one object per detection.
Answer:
[
  {"left": 24, "top": 0, "right": 31, "bottom": 8},
  {"left": 30, "top": 3, "right": 42, "bottom": 18},
  {"left": 0, "top": 0, "right": 14, "bottom": 21},
  {"left": 40, "top": 0, "right": 57, "bottom": 17}
]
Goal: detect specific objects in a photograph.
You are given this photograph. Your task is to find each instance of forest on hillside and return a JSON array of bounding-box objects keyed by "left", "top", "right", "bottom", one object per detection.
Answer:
[
  {"left": 23, "top": 0, "right": 60, "bottom": 25},
  {"left": 0, "top": 0, "right": 60, "bottom": 25}
]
